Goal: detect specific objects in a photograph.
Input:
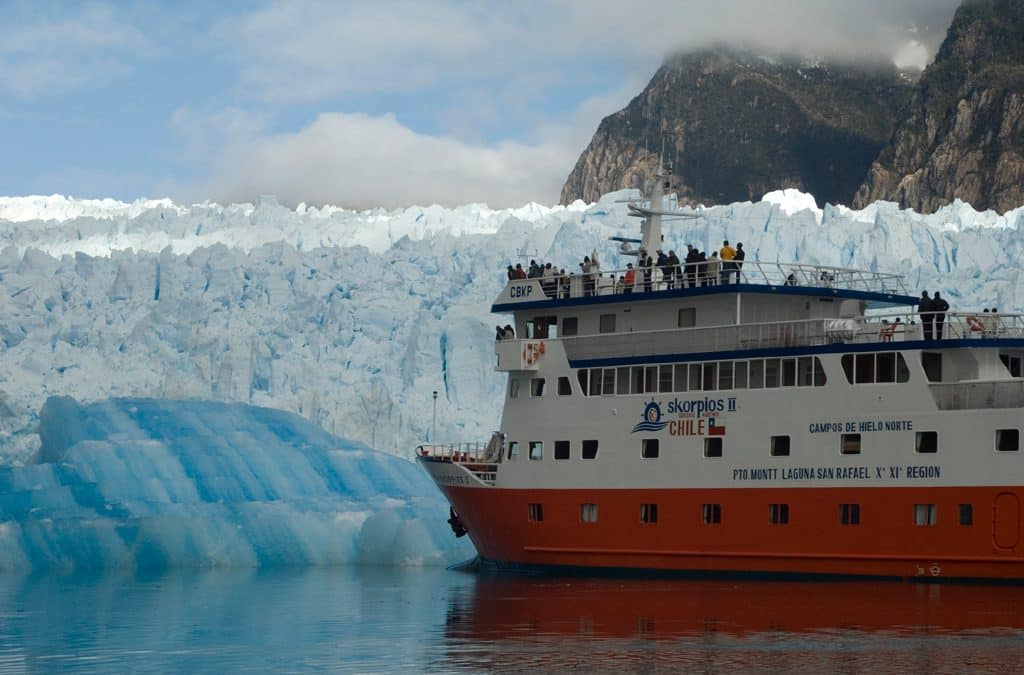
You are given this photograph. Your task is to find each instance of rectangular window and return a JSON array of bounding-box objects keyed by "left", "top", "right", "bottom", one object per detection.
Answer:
[
  {"left": 645, "top": 366, "right": 658, "bottom": 394},
  {"left": 876, "top": 352, "right": 896, "bottom": 383},
  {"left": 581, "top": 503, "right": 598, "bottom": 523},
  {"left": 616, "top": 367, "right": 630, "bottom": 395},
  {"left": 507, "top": 441, "right": 519, "bottom": 461},
  {"left": 589, "top": 369, "right": 601, "bottom": 396},
  {"left": 528, "top": 441, "right": 543, "bottom": 461},
  {"left": 915, "top": 503, "right": 937, "bottom": 526},
  {"left": 702, "top": 503, "right": 722, "bottom": 525},
  {"left": 915, "top": 431, "right": 938, "bottom": 454},
  {"left": 855, "top": 353, "right": 874, "bottom": 384},
  {"left": 678, "top": 308, "right": 696, "bottom": 327},
  {"left": 764, "top": 359, "right": 780, "bottom": 388},
  {"left": 528, "top": 503, "right": 543, "bottom": 522},
  {"left": 997, "top": 429, "right": 1020, "bottom": 452},
  {"left": 557, "top": 376, "right": 572, "bottom": 396},
  {"left": 718, "top": 361, "right": 733, "bottom": 390},
  {"left": 896, "top": 354, "right": 910, "bottom": 382},
  {"left": 510, "top": 379, "right": 520, "bottom": 398},
  {"left": 814, "top": 358, "right": 828, "bottom": 386},
  {"left": 959, "top": 504, "right": 973, "bottom": 526},
  {"left": 602, "top": 368, "right": 616, "bottom": 396},
  {"left": 577, "top": 369, "right": 588, "bottom": 395},
  {"left": 702, "top": 362, "right": 717, "bottom": 391},
  {"left": 797, "top": 357, "right": 813, "bottom": 387},
  {"left": 642, "top": 438, "right": 660, "bottom": 459},
  {"left": 841, "top": 354, "right": 854, "bottom": 383},
  {"left": 554, "top": 440, "right": 570, "bottom": 460},
  {"left": 659, "top": 365, "right": 673, "bottom": 393},
  {"left": 769, "top": 503, "right": 789, "bottom": 525},
  {"left": 734, "top": 361, "right": 749, "bottom": 389},
  {"left": 561, "top": 317, "right": 578, "bottom": 336},
  {"left": 689, "top": 364, "right": 702, "bottom": 391},
  {"left": 631, "top": 366, "right": 645, "bottom": 394},
  {"left": 531, "top": 378, "right": 545, "bottom": 397},
  {"left": 749, "top": 360, "right": 764, "bottom": 388},
  {"left": 641, "top": 503, "right": 659, "bottom": 524},
  {"left": 921, "top": 352, "right": 942, "bottom": 383},
  {"left": 704, "top": 437, "right": 723, "bottom": 458},
  {"left": 841, "top": 433, "right": 861, "bottom": 455},
  {"left": 599, "top": 314, "right": 616, "bottom": 333},
  {"left": 770, "top": 435, "right": 791, "bottom": 457},
  {"left": 582, "top": 440, "right": 599, "bottom": 460},
  {"left": 840, "top": 503, "right": 861, "bottom": 525},
  {"left": 781, "top": 358, "right": 797, "bottom": 387},
  {"left": 674, "top": 364, "right": 688, "bottom": 392}
]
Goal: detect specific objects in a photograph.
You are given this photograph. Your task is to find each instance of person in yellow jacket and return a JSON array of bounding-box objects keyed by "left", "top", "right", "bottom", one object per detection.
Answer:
[{"left": 719, "top": 240, "right": 736, "bottom": 284}]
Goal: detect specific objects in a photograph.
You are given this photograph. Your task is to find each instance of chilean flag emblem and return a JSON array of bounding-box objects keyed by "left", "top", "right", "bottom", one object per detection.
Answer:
[{"left": 708, "top": 417, "right": 727, "bottom": 436}]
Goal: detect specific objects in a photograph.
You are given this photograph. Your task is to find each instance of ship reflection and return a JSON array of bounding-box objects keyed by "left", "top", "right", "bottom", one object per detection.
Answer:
[{"left": 443, "top": 576, "right": 1024, "bottom": 672}]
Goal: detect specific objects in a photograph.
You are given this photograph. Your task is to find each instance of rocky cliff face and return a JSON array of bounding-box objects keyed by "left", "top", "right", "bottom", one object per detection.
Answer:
[
  {"left": 560, "top": 50, "right": 912, "bottom": 207},
  {"left": 854, "top": 0, "right": 1024, "bottom": 213}
]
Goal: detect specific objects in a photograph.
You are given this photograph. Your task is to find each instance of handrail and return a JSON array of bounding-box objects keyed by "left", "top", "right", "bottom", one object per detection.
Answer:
[
  {"left": 417, "top": 442, "right": 502, "bottom": 463},
  {"left": 507, "top": 259, "right": 909, "bottom": 301}
]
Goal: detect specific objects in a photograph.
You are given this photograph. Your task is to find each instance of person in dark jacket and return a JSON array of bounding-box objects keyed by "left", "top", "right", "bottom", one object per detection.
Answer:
[
  {"left": 656, "top": 250, "right": 670, "bottom": 290},
  {"left": 643, "top": 255, "right": 654, "bottom": 292},
  {"left": 919, "top": 291, "right": 934, "bottom": 340},
  {"left": 696, "top": 250, "right": 707, "bottom": 286},
  {"left": 932, "top": 291, "right": 950, "bottom": 339},
  {"left": 733, "top": 243, "right": 745, "bottom": 283},
  {"left": 667, "top": 250, "right": 681, "bottom": 289},
  {"left": 506, "top": 265, "right": 516, "bottom": 281},
  {"left": 684, "top": 245, "right": 699, "bottom": 288}
]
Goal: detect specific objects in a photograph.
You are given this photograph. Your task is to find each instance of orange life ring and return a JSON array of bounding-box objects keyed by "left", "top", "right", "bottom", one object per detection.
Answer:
[{"left": 966, "top": 315, "right": 984, "bottom": 332}]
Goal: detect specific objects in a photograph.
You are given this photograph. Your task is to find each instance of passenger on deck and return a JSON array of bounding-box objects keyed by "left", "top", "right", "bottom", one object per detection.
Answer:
[
  {"left": 696, "top": 250, "right": 707, "bottom": 286},
  {"left": 623, "top": 263, "right": 635, "bottom": 293},
  {"left": 685, "top": 245, "right": 699, "bottom": 288},
  {"left": 919, "top": 291, "right": 934, "bottom": 340},
  {"left": 559, "top": 269, "right": 570, "bottom": 299},
  {"left": 528, "top": 260, "right": 540, "bottom": 278},
  {"left": 706, "top": 252, "right": 721, "bottom": 286},
  {"left": 667, "top": 250, "right": 681, "bottom": 288},
  {"left": 657, "top": 250, "right": 671, "bottom": 290},
  {"left": 932, "top": 292, "right": 949, "bottom": 339},
  {"left": 643, "top": 254, "right": 654, "bottom": 292},
  {"left": 719, "top": 240, "right": 736, "bottom": 284},
  {"left": 786, "top": 273, "right": 798, "bottom": 286},
  {"left": 734, "top": 243, "right": 745, "bottom": 282},
  {"left": 515, "top": 263, "right": 526, "bottom": 279},
  {"left": 504, "top": 324, "right": 514, "bottom": 338},
  {"left": 580, "top": 256, "right": 594, "bottom": 296},
  {"left": 506, "top": 265, "right": 516, "bottom": 281}
]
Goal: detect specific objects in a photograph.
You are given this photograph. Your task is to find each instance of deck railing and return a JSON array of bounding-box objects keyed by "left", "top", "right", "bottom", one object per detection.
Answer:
[
  {"left": 512, "top": 260, "right": 909, "bottom": 301},
  {"left": 417, "top": 443, "right": 499, "bottom": 486}
]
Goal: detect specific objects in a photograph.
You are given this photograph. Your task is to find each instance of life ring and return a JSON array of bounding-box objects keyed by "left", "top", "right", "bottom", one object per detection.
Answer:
[
  {"left": 522, "top": 340, "right": 546, "bottom": 366},
  {"left": 966, "top": 315, "right": 984, "bottom": 332}
]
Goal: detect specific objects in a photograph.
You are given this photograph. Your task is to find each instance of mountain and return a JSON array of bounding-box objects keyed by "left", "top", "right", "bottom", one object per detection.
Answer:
[
  {"left": 855, "top": 0, "right": 1024, "bottom": 213},
  {"left": 560, "top": 49, "right": 913, "bottom": 207}
]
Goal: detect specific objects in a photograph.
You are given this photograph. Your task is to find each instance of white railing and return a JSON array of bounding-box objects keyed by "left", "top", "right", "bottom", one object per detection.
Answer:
[
  {"left": 513, "top": 260, "right": 909, "bottom": 301},
  {"left": 417, "top": 443, "right": 499, "bottom": 486},
  {"left": 930, "top": 381, "right": 1024, "bottom": 410}
]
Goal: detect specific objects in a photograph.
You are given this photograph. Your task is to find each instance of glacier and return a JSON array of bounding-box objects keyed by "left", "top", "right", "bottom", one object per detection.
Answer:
[{"left": 0, "top": 396, "right": 474, "bottom": 570}]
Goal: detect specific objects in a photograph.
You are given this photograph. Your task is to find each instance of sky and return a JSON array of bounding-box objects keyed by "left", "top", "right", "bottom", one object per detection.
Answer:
[{"left": 0, "top": 0, "right": 962, "bottom": 209}]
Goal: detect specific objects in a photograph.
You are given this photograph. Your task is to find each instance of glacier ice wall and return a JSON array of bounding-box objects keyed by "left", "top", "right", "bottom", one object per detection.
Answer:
[
  {"left": 0, "top": 396, "right": 474, "bottom": 570},
  {"left": 1, "top": 191, "right": 1024, "bottom": 462}
]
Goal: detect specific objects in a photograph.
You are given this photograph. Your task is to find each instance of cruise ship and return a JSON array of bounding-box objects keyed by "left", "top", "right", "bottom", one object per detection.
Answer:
[{"left": 418, "top": 171, "right": 1024, "bottom": 581}]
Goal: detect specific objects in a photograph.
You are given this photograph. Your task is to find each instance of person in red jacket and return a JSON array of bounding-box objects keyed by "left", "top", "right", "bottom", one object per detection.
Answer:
[{"left": 623, "top": 263, "right": 635, "bottom": 294}]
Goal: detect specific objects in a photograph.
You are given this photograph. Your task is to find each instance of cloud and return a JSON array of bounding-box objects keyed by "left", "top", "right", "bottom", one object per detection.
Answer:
[{"left": 0, "top": 3, "right": 151, "bottom": 98}]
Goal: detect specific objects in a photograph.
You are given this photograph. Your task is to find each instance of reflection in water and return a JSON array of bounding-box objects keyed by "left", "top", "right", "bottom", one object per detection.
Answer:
[{"left": 0, "top": 567, "right": 1022, "bottom": 672}]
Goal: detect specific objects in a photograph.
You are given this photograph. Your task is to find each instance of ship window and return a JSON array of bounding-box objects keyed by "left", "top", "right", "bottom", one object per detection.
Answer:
[
  {"left": 769, "top": 503, "right": 789, "bottom": 525},
  {"left": 764, "top": 359, "right": 780, "bottom": 388},
  {"left": 678, "top": 308, "right": 696, "bottom": 328},
  {"left": 558, "top": 377, "right": 571, "bottom": 396},
  {"left": 770, "top": 435, "right": 791, "bottom": 457},
  {"left": 531, "top": 378, "right": 546, "bottom": 397},
  {"left": 921, "top": 352, "right": 942, "bottom": 382},
  {"left": 914, "top": 503, "right": 937, "bottom": 526},
  {"left": 814, "top": 358, "right": 827, "bottom": 386},
  {"left": 915, "top": 431, "right": 938, "bottom": 454},
  {"left": 749, "top": 360, "right": 764, "bottom": 388},
  {"left": 642, "top": 438, "right": 659, "bottom": 459},
  {"left": 855, "top": 354, "right": 874, "bottom": 384},
  {"left": 781, "top": 358, "right": 796, "bottom": 387},
  {"left": 510, "top": 379, "right": 520, "bottom": 398},
  {"left": 997, "top": 429, "right": 1020, "bottom": 452},
  {"left": 582, "top": 440, "right": 599, "bottom": 459},
  {"left": 797, "top": 357, "right": 813, "bottom": 387},
  {"left": 562, "top": 317, "right": 578, "bottom": 336},
  {"left": 641, "top": 503, "right": 659, "bottom": 524},
  {"left": 840, "top": 503, "right": 860, "bottom": 525},
  {"left": 734, "top": 361, "right": 749, "bottom": 389},
  {"left": 599, "top": 314, "right": 616, "bottom": 333},
  {"left": 581, "top": 503, "right": 598, "bottom": 523},
  {"left": 589, "top": 369, "right": 601, "bottom": 396},
  {"left": 617, "top": 367, "right": 630, "bottom": 395},
  {"left": 896, "top": 354, "right": 910, "bottom": 382},
  {"left": 631, "top": 366, "right": 645, "bottom": 394},
  {"left": 876, "top": 352, "right": 896, "bottom": 383},
  {"left": 703, "top": 362, "right": 717, "bottom": 391},
  {"left": 645, "top": 366, "right": 658, "bottom": 394},
  {"left": 841, "top": 355, "right": 854, "bottom": 383},
  {"left": 704, "top": 438, "right": 723, "bottom": 458},
  {"left": 959, "top": 504, "right": 973, "bottom": 526},
  {"left": 689, "top": 364, "right": 702, "bottom": 391},
  {"left": 577, "top": 369, "right": 588, "bottom": 394},
  {"left": 718, "top": 361, "right": 733, "bottom": 390},
  {"left": 507, "top": 441, "right": 519, "bottom": 460},
  {"left": 702, "top": 503, "right": 722, "bottom": 525},
  {"left": 659, "top": 366, "right": 673, "bottom": 393},
  {"left": 528, "top": 441, "right": 543, "bottom": 460},
  {"left": 674, "top": 364, "right": 688, "bottom": 392},
  {"left": 602, "top": 368, "right": 616, "bottom": 396},
  {"left": 554, "top": 440, "right": 570, "bottom": 460},
  {"left": 527, "top": 316, "right": 556, "bottom": 339},
  {"left": 528, "top": 503, "right": 543, "bottom": 522},
  {"left": 841, "top": 433, "right": 861, "bottom": 455},
  {"left": 1001, "top": 354, "right": 1022, "bottom": 377}
]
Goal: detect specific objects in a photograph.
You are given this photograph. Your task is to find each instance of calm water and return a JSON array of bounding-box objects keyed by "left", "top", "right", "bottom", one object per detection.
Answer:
[{"left": 0, "top": 565, "right": 1023, "bottom": 673}]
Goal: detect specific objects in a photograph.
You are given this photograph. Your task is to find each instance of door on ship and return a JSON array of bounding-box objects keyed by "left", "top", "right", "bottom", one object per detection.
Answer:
[{"left": 993, "top": 492, "right": 1020, "bottom": 551}]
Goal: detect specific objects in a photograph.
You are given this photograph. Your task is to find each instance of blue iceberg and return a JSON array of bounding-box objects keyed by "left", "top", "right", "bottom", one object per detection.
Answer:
[{"left": 0, "top": 397, "right": 474, "bottom": 570}]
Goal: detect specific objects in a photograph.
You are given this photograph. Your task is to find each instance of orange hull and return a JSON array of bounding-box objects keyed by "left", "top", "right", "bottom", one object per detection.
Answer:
[{"left": 443, "top": 485, "right": 1024, "bottom": 580}]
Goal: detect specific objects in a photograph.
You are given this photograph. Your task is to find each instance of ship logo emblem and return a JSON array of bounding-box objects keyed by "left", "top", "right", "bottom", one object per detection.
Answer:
[{"left": 632, "top": 401, "right": 668, "bottom": 433}]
